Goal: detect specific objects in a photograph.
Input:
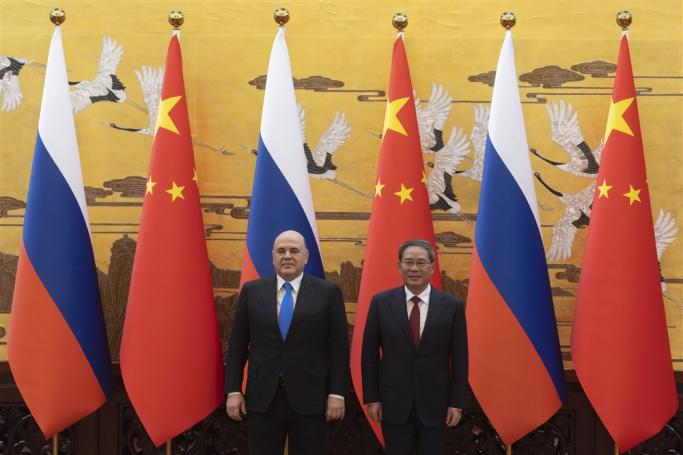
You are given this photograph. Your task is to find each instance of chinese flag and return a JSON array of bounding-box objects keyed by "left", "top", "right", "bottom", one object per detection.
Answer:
[
  {"left": 571, "top": 34, "right": 677, "bottom": 453},
  {"left": 119, "top": 33, "right": 224, "bottom": 447},
  {"left": 349, "top": 34, "right": 442, "bottom": 446}
]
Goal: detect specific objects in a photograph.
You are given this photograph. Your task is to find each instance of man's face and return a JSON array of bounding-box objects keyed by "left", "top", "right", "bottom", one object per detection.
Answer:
[
  {"left": 398, "top": 246, "right": 434, "bottom": 291},
  {"left": 272, "top": 232, "right": 309, "bottom": 281}
]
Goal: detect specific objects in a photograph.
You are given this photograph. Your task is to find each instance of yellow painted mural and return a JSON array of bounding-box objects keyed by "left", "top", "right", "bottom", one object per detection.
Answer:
[{"left": 0, "top": 0, "right": 681, "bottom": 368}]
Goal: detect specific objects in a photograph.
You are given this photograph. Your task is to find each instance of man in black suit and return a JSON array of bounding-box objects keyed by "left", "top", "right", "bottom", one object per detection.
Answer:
[
  {"left": 361, "top": 239, "right": 468, "bottom": 455},
  {"left": 225, "top": 230, "right": 349, "bottom": 455}
]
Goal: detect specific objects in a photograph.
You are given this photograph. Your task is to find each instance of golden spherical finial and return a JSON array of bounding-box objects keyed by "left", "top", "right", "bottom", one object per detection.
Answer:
[
  {"left": 616, "top": 10, "right": 632, "bottom": 30},
  {"left": 274, "top": 8, "right": 290, "bottom": 26},
  {"left": 392, "top": 12, "right": 408, "bottom": 32},
  {"left": 168, "top": 10, "right": 184, "bottom": 29},
  {"left": 50, "top": 8, "right": 65, "bottom": 26},
  {"left": 500, "top": 11, "right": 516, "bottom": 29}
]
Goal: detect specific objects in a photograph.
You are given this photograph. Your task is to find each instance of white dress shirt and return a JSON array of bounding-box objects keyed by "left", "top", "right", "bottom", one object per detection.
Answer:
[
  {"left": 276, "top": 273, "right": 303, "bottom": 316},
  {"left": 405, "top": 285, "right": 430, "bottom": 336}
]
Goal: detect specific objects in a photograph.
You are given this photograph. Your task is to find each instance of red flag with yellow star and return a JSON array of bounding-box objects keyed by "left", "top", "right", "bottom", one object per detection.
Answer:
[
  {"left": 349, "top": 34, "right": 442, "bottom": 445},
  {"left": 571, "top": 34, "right": 677, "bottom": 453},
  {"left": 119, "top": 33, "right": 224, "bottom": 447}
]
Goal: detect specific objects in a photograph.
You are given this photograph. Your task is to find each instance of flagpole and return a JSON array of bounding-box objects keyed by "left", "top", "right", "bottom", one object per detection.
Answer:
[
  {"left": 611, "top": 13, "right": 632, "bottom": 455},
  {"left": 275, "top": 10, "right": 289, "bottom": 451},
  {"left": 48, "top": 7, "right": 65, "bottom": 455},
  {"left": 166, "top": 440, "right": 172, "bottom": 455},
  {"left": 506, "top": 445, "right": 512, "bottom": 455}
]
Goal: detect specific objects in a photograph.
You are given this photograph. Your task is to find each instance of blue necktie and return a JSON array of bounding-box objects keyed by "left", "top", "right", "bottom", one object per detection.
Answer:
[{"left": 279, "top": 282, "right": 294, "bottom": 340}]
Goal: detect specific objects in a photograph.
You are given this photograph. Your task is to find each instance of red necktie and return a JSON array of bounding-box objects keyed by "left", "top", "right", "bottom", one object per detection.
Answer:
[{"left": 409, "top": 296, "right": 421, "bottom": 347}]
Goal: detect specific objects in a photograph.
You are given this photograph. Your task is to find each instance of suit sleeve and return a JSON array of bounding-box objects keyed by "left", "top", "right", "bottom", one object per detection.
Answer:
[
  {"left": 361, "top": 296, "right": 381, "bottom": 404},
  {"left": 327, "top": 283, "right": 350, "bottom": 397},
  {"left": 449, "top": 298, "right": 468, "bottom": 408},
  {"left": 224, "top": 284, "right": 251, "bottom": 394}
]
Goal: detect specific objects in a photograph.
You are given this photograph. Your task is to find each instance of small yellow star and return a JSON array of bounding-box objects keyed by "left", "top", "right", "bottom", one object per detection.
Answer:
[
  {"left": 604, "top": 97, "right": 635, "bottom": 142},
  {"left": 192, "top": 168, "right": 198, "bottom": 183},
  {"left": 383, "top": 97, "right": 410, "bottom": 137},
  {"left": 421, "top": 170, "right": 427, "bottom": 184},
  {"left": 597, "top": 179, "right": 613, "bottom": 199},
  {"left": 156, "top": 95, "right": 182, "bottom": 135},
  {"left": 146, "top": 176, "right": 157, "bottom": 195},
  {"left": 375, "top": 179, "right": 386, "bottom": 197},
  {"left": 165, "top": 181, "right": 185, "bottom": 202},
  {"left": 393, "top": 184, "right": 414, "bottom": 204},
  {"left": 623, "top": 184, "right": 641, "bottom": 205}
]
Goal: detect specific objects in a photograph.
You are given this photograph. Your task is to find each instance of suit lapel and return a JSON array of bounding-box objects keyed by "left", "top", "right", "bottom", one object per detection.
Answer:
[
  {"left": 287, "top": 274, "right": 314, "bottom": 337},
  {"left": 418, "top": 288, "right": 445, "bottom": 351},
  {"left": 264, "top": 275, "right": 280, "bottom": 337},
  {"left": 388, "top": 287, "right": 414, "bottom": 349}
]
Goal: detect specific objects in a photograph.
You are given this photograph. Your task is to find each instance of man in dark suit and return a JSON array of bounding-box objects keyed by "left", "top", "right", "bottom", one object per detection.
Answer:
[
  {"left": 361, "top": 239, "right": 468, "bottom": 455},
  {"left": 225, "top": 230, "right": 349, "bottom": 455}
]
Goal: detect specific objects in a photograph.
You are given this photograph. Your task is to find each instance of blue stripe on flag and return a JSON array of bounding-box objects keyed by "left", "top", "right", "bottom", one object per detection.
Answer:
[
  {"left": 22, "top": 133, "right": 113, "bottom": 396},
  {"left": 475, "top": 135, "right": 566, "bottom": 399},
  {"left": 246, "top": 136, "right": 324, "bottom": 278}
]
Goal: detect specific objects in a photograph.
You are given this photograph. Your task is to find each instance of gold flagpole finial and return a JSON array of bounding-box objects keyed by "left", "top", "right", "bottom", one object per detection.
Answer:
[
  {"left": 500, "top": 12, "right": 516, "bottom": 30},
  {"left": 169, "top": 10, "right": 184, "bottom": 29},
  {"left": 616, "top": 10, "right": 632, "bottom": 30},
  {"left": 50, "top": 8, "right": 65, "bottom": 26},
  {"left": 274, "top": 8, "right": 290, "bottom": 27},
  {"left": 392, "top": 12, "right": 408, "bottom": 32}
]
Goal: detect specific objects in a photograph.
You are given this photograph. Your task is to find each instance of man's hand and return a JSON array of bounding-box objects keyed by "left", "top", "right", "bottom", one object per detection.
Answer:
[
  {"left": 445, "top": 407, "right": 462, "bottom": 427},
  {"left": 325, "top": 396, "right": 345, "bottom": 421},
  {"left": 226, "top": 393, "right": 246, "bottom": 421},
  {"left": 366, "top": 402, "right": 383, "bottom": 422}
]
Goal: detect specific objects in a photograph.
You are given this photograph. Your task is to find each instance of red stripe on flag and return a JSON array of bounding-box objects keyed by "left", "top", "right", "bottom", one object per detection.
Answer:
[
  {"left": 467, "top": 248, "right": 561, "bottom": 445},
  {"left": 239, "top": 247, "right": 259, "bottom": 289},
  {"left": 8, "top": 244, "right": 105, "bottom": 437}
]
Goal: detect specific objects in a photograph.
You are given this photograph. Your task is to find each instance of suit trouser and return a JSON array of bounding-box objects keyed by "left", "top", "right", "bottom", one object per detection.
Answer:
[
  {"left": 247, "top": 380, "right": 328, "bottom": 455},
  {"left": 381, "top": 405, "right": 445, "bottom": 455}
]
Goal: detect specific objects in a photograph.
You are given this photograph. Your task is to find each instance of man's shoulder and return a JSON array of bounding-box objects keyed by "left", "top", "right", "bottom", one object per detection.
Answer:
[
  {"left": 302, "top": 274, "right": 340, "bottom": 290},
  {"left": 242, "top": 275, "right": 275, "bottom": 289},
  {"left": 372, "top": 286, "right": 404, "bottom": 302},
  {"left": 431, "top": 287, "right": 464, "bottom": 307}
]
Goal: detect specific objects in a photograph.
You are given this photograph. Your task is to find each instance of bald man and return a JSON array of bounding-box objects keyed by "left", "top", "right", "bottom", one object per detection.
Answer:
[{"left": 225, "top": 230, "right": 349, "bottom": 455}]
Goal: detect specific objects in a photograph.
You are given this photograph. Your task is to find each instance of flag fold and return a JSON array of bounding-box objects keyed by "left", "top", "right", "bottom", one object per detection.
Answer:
[
  {"left": 8, "top": 26, "right": 113, "bottom": 438},
  {"left": 571, "top": 33, "right": 677, "bottom": 453},
  {"left": 241, "top": 27, "right": 324, "bottom": 283},
  {"left": 119, "top": 32, "right": 224, "bottom": 447},
  {"left": 466, "top": 30, "right": 566, "bottom": 445}
]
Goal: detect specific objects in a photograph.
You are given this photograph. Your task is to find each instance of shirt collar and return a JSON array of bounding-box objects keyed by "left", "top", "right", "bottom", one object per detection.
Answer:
[
  {"left": 277, "top": 273, "right": 304, "bottom": 292},
  {"left": 405, "top": 284, "right": 431, "bottom": 304}
]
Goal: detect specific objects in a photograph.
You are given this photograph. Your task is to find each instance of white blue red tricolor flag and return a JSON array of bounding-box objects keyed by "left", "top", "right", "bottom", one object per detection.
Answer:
[
  {"left": 8, "top": 26, "right": 112, "bottom": 437},
  {"left": 241, "top": 27, "right": 324, "bottom": 283},
  {"left": 465, "top": 30, "right": 566, "bottom": 445}
]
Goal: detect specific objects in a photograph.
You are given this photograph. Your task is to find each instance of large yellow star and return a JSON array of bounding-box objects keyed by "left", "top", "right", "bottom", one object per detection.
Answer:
[
  {"left": 604, "top": 97, "right": 634, "bottom": 142},
  {"left": 597, "top": 179, "right": 613, "bottom": 199},
  {"left": 623, "top": 184, "right": 641, "bottom": 205},
  {"left": 421, "top": 170, "right": 427, "bottom": 185},
  {"left": 375, "top": 179, "right": 385, "bottom": 197},
  {"left": 383, "top": 97, "right": 410, "bottom": 137},
  {"left": 165, "top": 181, "right": 185, "bottom": 202},
  {"left": 156, "top": 95, "right": 182, "bottom": 135},
  {"left": 146, "top": 176, "right": 157, "bottom": 195},
  {"left": 393, "top": 184, "right": 414, "bottom": 204},
  {"left": 192, "top": 168, "right": 198, "bottom": 183}
]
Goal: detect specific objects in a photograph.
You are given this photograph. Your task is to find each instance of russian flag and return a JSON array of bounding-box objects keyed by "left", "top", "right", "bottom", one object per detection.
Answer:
[
  {"left": 7, "top": 26, "right": 112, "bottom": 437},
  {"left": 241, "top": 27, "right": 324, "bottom": 282},
  {"left": 466, "top": 29, "right": 566, "bottom": 445}
]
